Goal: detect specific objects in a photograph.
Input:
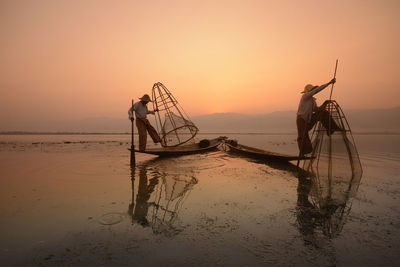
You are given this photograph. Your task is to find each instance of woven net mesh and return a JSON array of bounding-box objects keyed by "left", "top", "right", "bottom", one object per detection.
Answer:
[
  {"left": 301, "top": 100, "right": 362, "bottom": 237},
  {"left": 152, "top": 82, "right": 198, "bottom": 147},
  {"left": 161, "top": 113, "right": 198, "bottom": 147}
]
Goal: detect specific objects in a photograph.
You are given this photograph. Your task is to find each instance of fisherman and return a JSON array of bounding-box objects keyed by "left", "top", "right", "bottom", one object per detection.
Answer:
[
  {"left": 296, "top": 78, "right": 341, "bottom": 156},
  {"left": 128, "top": 94, "right": 162, "bottom": 151}
]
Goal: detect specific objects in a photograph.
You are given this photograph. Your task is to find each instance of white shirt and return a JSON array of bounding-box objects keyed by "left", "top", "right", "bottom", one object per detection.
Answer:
[
  {"left": 128, "top": 101, "right": 155, "bottom": 119},
  {"left": 297, "top": 83, "right": 329, "bottom": 122}
]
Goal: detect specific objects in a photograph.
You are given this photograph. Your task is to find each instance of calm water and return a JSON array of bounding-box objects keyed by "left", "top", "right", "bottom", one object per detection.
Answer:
[{"left": 0, "top": 134, "right": 399, "bottom": 266}]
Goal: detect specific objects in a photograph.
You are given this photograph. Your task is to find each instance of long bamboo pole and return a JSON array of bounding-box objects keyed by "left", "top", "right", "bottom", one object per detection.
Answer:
[
  {"left": 327, "top": 59, "right": 338, "bottom": 199},
  {"left": 329, "top": 59, "right": 339, "bottom": 100},
  {"left": 130, "top": 99, "right": 136, "bottom": 166}
]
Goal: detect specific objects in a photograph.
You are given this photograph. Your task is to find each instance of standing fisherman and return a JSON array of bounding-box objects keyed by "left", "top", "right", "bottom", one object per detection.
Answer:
[
  {"left": 296, "top": 78, "right": 341, "bottom": 156},
  {"left": 128, "top": 94, "right": 162, "bottom": 151}
]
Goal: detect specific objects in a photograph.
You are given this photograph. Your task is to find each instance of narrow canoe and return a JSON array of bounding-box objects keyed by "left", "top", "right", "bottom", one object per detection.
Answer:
[
  {"left": 224, "top": 140, "right": 308, "bottom": 162},
  {"left": 131, "top": 137, "right": 224, "bottom": 157}
]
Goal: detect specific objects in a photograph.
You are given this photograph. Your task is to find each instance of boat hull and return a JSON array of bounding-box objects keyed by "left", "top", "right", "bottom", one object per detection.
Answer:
[
  {"left": 132, "top": 137, "right": 223, "bottom": 157},
  {"left": 224, "top": 141, "right": 307, "bottom": 162}
]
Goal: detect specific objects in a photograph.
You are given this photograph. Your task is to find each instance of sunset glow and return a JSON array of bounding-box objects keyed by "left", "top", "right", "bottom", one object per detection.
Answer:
[{"left": 1, "top": 0, "right": 399, "bottom": 129}]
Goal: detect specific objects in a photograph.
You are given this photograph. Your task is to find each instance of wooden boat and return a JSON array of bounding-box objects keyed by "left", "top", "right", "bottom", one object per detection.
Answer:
[
  {"left": 224, "top": 139, "right": 308, "bottom": 162},
  {"left": 132, "top": 137, "right": 224, "bottom": 157}
]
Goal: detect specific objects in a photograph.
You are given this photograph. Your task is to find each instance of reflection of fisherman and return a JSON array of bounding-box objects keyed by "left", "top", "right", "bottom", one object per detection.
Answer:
[
  {"left": 128, "top": 159, "right": 198, "bottom": 235},
  {"left": 128, "top": 165, "right": 159, "bottom": 226},
  {"left": 296, "top": 176, "right": 321, "bottom": 247},
  {"left": 296, "top": 78, "right": 341, "bottom": 156},
  {"left": 128, "top": 94, "right": 161, "bottom": 151}
]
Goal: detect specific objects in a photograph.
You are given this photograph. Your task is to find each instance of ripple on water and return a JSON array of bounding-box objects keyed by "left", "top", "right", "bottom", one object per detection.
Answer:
[{"left": 98, "top": 212, "right": 126, "bottom": 225}]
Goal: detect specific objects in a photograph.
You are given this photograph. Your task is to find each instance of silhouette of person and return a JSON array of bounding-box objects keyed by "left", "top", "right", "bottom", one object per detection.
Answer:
[
  {"left": 296, "top": 78, "right": 341, "bottom": 156},
  {"left": 128, "top": 94, "right": 161, "bottom": 151}
]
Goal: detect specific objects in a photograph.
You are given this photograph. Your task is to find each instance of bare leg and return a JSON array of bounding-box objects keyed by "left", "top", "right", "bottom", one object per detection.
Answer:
[{"left": 143, "top": 119, "right": 161, "bottom": 143}]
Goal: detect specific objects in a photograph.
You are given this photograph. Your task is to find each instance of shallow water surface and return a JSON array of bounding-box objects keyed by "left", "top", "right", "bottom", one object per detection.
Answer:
[{"left": 0, "top": 134, "right": 399, "bottom": 266}]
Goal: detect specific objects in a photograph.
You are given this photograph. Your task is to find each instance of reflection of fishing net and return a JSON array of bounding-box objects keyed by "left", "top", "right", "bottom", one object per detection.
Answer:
[
  {"left": 130, "top": 161, "right": 198, "bottom": 236},
  {"left": 302, "top": 100, "right": 362, "bottom": 236},
  {"left": 321, "top": 202, "right": 352, "bottom": 238},
  {"left": 150, "top": 173, "right": 198, "bottom": 236},
  {"left": 163, "top": 175, "right": 198, "bottom": 201},
  {"left": 152, "top": 82, "right": 199, "bottom": 147}
]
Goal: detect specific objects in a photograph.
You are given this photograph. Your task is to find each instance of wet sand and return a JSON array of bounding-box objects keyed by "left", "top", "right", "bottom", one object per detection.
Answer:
[{"left": 0, "top": 134, "right": 399, "bottom": 266}]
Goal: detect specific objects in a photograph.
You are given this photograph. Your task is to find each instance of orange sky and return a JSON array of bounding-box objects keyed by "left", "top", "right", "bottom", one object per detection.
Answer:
[{"left": 0, "top": 0, "right": 399, "bottom": 126}]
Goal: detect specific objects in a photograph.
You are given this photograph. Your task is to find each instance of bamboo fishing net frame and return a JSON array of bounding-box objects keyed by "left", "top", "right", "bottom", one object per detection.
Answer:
[
  {"left": 303, "top": 100, "right": 363, "bottom": 206},
  {"left": 151, "top": 82, "right": 199, "bottom": 147},
  {"left": 301, "top": 100, "right": 363, "bottom": 237},
  {"left": 294, "top": 59, "right": 363, "bottom": 238}
]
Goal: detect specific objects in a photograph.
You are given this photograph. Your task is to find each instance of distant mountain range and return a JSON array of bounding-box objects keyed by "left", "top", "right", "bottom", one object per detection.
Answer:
[
  {"left": 193, "top": 106, "right": 400, "bottom": 133},
  {"left": 1, "top": 106, "right": 399, "bottom": 134}
]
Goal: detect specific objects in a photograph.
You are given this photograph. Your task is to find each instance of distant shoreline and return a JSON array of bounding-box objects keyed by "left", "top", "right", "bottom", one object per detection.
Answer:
[{"left": 1, "top": 131, "right": 399, "bottom": 136}]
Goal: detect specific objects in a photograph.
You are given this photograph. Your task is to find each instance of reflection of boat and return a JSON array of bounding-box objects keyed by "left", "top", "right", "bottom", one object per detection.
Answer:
[
  {"left": 224, "top": 139, "right": 309, "bottom": 162},
  {"left": 134, "top": 137, "right": 224, "bottom": 157},
  {"left": 128, "top": 158, "right": 198, "bottom": 236}
]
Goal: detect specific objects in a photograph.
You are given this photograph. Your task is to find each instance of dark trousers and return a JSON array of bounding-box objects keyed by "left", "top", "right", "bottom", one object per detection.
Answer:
[
  {"left": 136, "top": 118, "right": 162, "bottom": 151},
  {"left": 296, "top": 108, "right": 341, "bottom": 155}
]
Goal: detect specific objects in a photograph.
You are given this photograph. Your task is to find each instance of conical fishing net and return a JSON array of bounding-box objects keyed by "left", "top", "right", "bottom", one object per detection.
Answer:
[
  {"left": 152, "top": 82, "right": 199, "bottom": 147},
  {"left": 302, "top": 100, "right": 362, "bottom": 236},
  {"left": 161, "top": 113, "right": 198, "bottom": 147}
]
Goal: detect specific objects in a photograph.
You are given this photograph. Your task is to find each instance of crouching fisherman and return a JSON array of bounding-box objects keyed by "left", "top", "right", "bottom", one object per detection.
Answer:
[
  {"left": 128, "top": 94, "right": 162, "bottom": 151},
  {"left": 296, "top": 78, "right": 341, "bottom": 156}
]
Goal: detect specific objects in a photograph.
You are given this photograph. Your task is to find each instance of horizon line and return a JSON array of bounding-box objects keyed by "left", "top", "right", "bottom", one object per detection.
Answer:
[{"left": 1, "top": 131, "right": 399, "bottom": 136}]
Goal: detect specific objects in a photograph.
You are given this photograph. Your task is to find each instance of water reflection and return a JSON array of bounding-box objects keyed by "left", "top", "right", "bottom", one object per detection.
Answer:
[
  {"left": 128, "top": 158, "right": 198, "bottom": 236},
  {"left": 296, "top": 170, "right": 361, "bottom": 247}
]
